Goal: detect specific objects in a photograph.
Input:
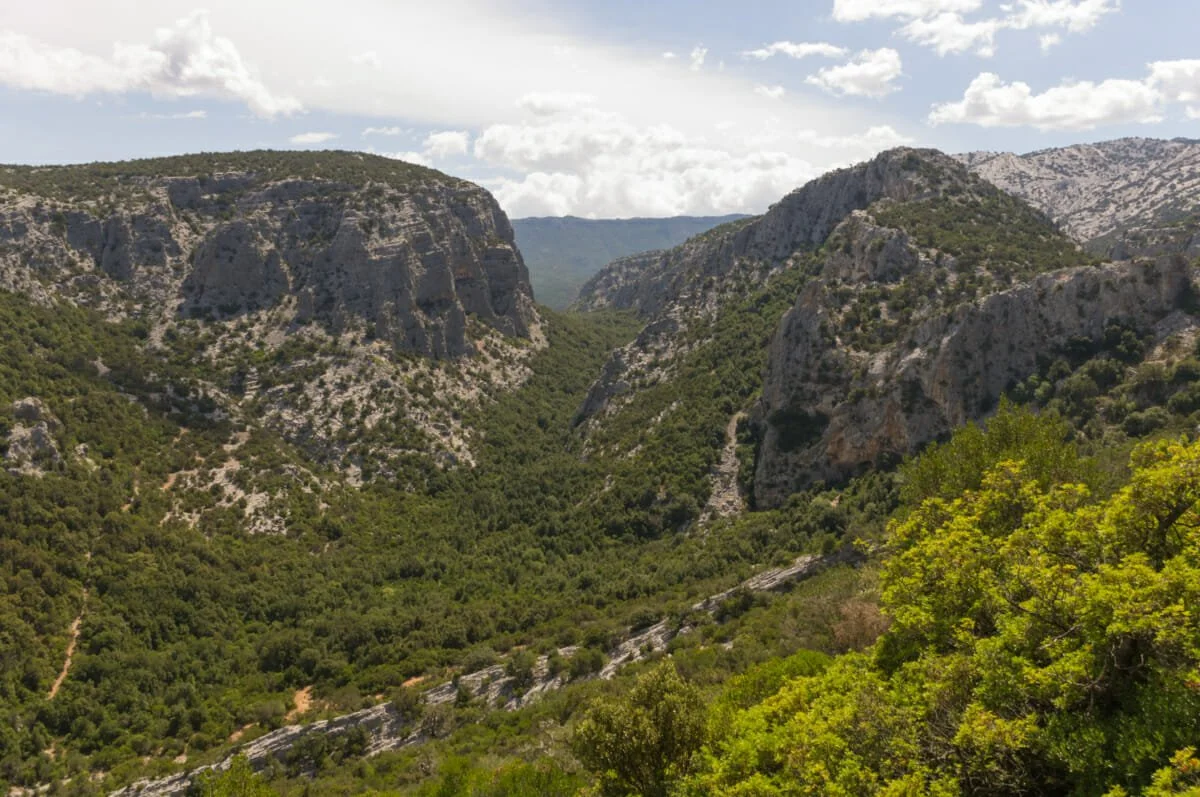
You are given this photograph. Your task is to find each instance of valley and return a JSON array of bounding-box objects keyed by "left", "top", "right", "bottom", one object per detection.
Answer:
[{"left": 1, "top": 139, "right": 1199, "bottom": 796}]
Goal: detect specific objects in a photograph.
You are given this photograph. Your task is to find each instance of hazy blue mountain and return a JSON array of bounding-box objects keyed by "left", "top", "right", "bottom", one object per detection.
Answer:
[{"left": 513, "top": 214, "right": 749, "bottom": 309}]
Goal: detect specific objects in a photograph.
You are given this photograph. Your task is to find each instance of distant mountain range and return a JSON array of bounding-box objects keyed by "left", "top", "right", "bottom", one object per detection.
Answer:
[{"left": 512, "top": 214, "right": 749, "bottom": 309}]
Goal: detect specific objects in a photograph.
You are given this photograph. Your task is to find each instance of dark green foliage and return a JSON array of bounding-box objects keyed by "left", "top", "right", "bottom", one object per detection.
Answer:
[{"left": 0, "top": 151, "right": 451, "bottom": 204}]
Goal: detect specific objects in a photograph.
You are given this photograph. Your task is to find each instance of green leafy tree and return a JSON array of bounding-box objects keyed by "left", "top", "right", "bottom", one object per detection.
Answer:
[
  {"left": 195, "top": 755, "right": 277, "bottom": 797},
  {"left": 572, "top": 661, "right": 707, "bottom": 797}
]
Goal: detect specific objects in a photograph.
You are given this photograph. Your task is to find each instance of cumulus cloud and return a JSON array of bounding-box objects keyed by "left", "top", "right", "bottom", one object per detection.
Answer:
[
  {"left": 743, "top": 41, "right": 848, "bottom": 60},
  {"left": 290, "top": 131, "right": 338, "bottom": 144},
  {"left": 929, "top": 71, "right": 1161, "bottom": 130},
  {"left": 899, "top": 14, "right": 1004, "bottom": 56},
  {"left": 422, "top": 130, "right": 470, "bottom": 158},
  {"left": 832, "top": 0, "right": 982, "bottom": 22},
  {"left": 932, "top": 58, "right": 1200, "bottom": 129},
  {"left": 1003, "top": 0, "right": 1119, "bottom": 33},
  {"left": 806, "top": 48, "right": 903, "bottom": 99},
  {"left": 0, "top": 11, "right": 300, "bottom": 117},
  {"left": 1039, "top": 33, "right": 1062, "bottom": 52},
  {"left": 796, "top": 124, "right": 915, "bottom": 149},
  {"left": 754, "top": 85, "right": 786, "bottom": 99},
  {"left": 835, "top": 0, "right": 1119, "bottom": 57},
  {"left": 689, "top": 45, "right": 708, "bottom": 71},
  {"left": 381, "top": 150, "right": 432, "bottom": 167},
  {"left": 472, "top": 106, "right": 822, "bottom": 217},
  {"left": 1148, "top": 59, "right": 1200, "bottom": 110}
]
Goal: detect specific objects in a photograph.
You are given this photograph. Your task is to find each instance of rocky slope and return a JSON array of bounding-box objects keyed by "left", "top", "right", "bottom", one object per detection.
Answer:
[
  {"left": 573, "top": 147, "right": 1198, "bottom": 510},
  {"left": 753, "top": 255, "right": 1191, "bottom": 503},
  {"left": 960, "top": 137, "right": 1200, "bottom": 256},
  {"left": 0, "top": 151, "right": 541, "bottom": 477},
  {"left": 573, "top": 149, "right": 954, "bottom": 424}
]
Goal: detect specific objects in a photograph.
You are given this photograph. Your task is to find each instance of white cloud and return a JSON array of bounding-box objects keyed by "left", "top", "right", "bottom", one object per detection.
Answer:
[
  {"left": 689, "top": 45, "right": 707, "bottom": 71},
  {"left": 797, "top": 124, "right": 915, "bottom": 149},
  {"left": 349, "top": 50, "right": 381, "bottom": 69},
  {"left": 836, "top": 0, "right": 1118, "bottom": 57},
  {"left": 1039, "top": 32, "right": 1062, "bottom": 52},
  {"left": 806, "top": 48, "right": 903, "bottom": 99},
  {"left": 932, "top": 58, "right": 1200, "bottom": 129},
  {"left": 1148, "top": 59, "right": 1200, "bottom": 111},
  {"left": 899, "top": 13, "right": 1004, "bottom": 56},
  {"left": 929, "top": 71, "right": 1161, "bottom": 130},
  {"left": 473, "top": 106, "right": 821, "bottom": 217},
  {"left": 832, "top": 0, "right": 982, "bottom": 22},
  {"left": 517, "top": 91, "right": 596, "bottom": 116},
  {"left": 743, "top": 41, "right": 848, "bottom": 60},
  {"left": 0, "top": 11, "right": 300, "bottom": 117},
  {"left": 1002, "top": 0, "right": 1119, "bottom": 33},
  {"left": 362, "top": 126, "right": 408, "bottom": 136},
  {"left": 662, "top": 51, "right": 677, "bottom": 60},
  {"left": 380, "top": 150, "right": 432, "bottom": 167},
  {"left": 423, "top": 130, "right": 470, "bottom": 158},
  {"left": 2, "top": 1, "right": 888, "bottom": 217},
  {"left": 290, "top": 131, "right": 339, "bottom": 144},
  {"left": 754, "top": 85, "right": 786, "bottom": 99}
]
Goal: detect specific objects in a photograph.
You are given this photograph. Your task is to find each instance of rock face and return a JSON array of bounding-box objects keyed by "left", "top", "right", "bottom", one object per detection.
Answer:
[
  {"left": 753, "top": 256, "right": 1192, "bottom": 505},
  {"left": 5, "top": 397, "right": 63, "bottom": 476},
  {"left": 574, "top": 149, "right": 960, "bottom": 422},
  {"left": 0, "top": 152, "right": 536, "bottom": 359},
  {"left": 961, "top": 137, "right": 1200, "bottom": 257}
]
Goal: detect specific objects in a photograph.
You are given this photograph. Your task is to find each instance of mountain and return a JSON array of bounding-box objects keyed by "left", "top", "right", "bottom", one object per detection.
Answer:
[
  {"left": 961, "top": 137, "right": 1200, "bottom": 258},
  {"left": 511, "top": 214, "right": 747, "bottom": 309},
  {"left": 5, "top": 143, "right": 1200, "bottom": 796},
  {"left": 574, "top": 147, "right": 1193, "bottom": 508},
  {"left": 0, "top": 151, "right": 542, "bottom": 479}
]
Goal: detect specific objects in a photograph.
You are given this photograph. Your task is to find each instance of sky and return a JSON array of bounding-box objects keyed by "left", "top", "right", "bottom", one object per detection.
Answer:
[{"left": 0, "top": 0, "right": 1196, "bottom": 219}]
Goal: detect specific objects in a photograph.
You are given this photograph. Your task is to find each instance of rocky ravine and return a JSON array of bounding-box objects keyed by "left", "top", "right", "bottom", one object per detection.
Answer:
[
  {"left": 961, "top": 137, "right": 1200, "bottom": 256},
  {"left": 109, "top": 547, "right": 861, "bottom": 797}
]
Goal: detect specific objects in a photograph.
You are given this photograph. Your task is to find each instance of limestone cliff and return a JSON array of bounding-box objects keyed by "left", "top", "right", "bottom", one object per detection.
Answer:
[
  {"left": 0, "top": 152, "right": 542, "bottom": 481},
  {"left": 961, "top": 137, "right": 1200, "bottom": 258},
  {"left": 753, "top": 255, "right": 1191, "bottom": 505},
  {"left": 574, "top": 149, "right": 962, "bottom": 422},
  {"left": 0, "top": 151, "right": 536, "bottom": 359}
]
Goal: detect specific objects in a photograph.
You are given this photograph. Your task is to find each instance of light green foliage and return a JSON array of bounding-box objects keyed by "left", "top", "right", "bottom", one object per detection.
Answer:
[
  {"left": 572, "top": 661, "right": 707, "bottom": 797},
  {"left": 688, "top": 425, "right": 1200, "bottom": 796},
  {"left": 196, "top": 756, "right": 278, "bottom": 797}
]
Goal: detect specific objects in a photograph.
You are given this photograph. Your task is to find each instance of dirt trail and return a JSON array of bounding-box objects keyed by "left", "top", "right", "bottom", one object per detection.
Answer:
[
  {"left": 48, "top": 591, "right": 87, "bottom": 700},
  {"left": 285, "top": 687, "right": 313, "bottom": 722},
  {"left": 701, "top": 411, "right": 747, "bottom": 523}
]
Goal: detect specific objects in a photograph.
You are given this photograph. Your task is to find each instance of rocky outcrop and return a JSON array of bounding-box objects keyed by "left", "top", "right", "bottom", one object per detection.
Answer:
[
  {"left": 753, "top": 256, "right": 1193, "bottom": 505},
  {"left": 0, "top": 152, "right": 537, "bottom": 360},
  {"left": 961, "top": 137, "right": 1200, "bottom": 256},
  {"left": 5, "top": 397, "right": 63, "bottom": 476}
]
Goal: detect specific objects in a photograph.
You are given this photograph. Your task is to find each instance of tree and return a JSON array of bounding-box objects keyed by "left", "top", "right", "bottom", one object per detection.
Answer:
[
  {"left": 572, "top": 661, "right": 707, "bottom": 797},
  {"left": 195, "top": 755, "right": 277, "bottom": 797}
]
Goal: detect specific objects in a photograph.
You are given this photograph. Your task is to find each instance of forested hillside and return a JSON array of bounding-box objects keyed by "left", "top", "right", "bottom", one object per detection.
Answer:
[{"left": 3, "top": 144, "right": 1200, "bottom": 796}]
